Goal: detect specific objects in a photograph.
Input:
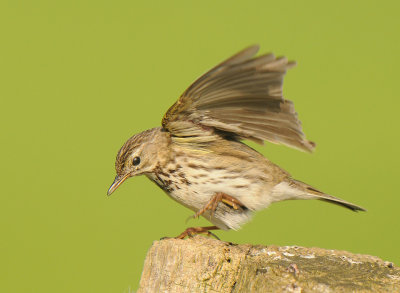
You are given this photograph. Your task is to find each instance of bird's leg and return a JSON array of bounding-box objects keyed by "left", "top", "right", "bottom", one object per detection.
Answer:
[
  {"left": 193, "top": 192, "right": 246, "bottom": 219},
  {"left": 175, "top": 226, "right": 220, "bottom": 240}
]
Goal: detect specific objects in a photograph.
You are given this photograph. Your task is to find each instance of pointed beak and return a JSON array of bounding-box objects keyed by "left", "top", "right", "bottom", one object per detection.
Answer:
[{"left": 107, "top": 174, "right": 130, "bottom": 196}]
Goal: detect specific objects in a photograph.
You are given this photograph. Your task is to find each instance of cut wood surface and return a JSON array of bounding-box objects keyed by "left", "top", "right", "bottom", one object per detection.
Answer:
[{"left": 137, "top": 237, "right": 399, "bottom": 293}]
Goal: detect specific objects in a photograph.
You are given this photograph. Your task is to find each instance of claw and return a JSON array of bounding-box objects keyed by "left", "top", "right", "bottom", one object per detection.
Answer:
[{"left": 207, "top": 231, "right": 220, "bottom": 240}]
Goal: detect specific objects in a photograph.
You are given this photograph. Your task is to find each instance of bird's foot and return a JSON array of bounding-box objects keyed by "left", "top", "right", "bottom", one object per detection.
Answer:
[
  {"left": 191, "top": 192, "right": 246, "bottom": 220},
  {"left": 175, "top": 226, "right": 220, "bottom": 240}
]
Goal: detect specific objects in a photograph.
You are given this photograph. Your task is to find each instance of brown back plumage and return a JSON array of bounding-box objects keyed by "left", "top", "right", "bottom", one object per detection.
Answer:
[{"left": 162, "top": 45, "right": 315, "bottom": 152}]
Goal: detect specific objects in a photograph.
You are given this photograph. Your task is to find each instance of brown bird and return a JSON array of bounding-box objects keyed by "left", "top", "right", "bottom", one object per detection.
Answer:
[{"left": 107, "top": 45, "right": 365, "bottom": 239}]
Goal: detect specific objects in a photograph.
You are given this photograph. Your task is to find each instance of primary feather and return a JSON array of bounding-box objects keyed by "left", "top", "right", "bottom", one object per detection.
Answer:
[{"left": 162, "top": 45, "right": 315, "bottom": 152}]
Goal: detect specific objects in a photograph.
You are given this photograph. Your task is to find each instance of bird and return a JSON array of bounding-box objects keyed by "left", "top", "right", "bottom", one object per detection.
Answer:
[{"left": 107, "top": 45, "right": 366, "bottom": 239}]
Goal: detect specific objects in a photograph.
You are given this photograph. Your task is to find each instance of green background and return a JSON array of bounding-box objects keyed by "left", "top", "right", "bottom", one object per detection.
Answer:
[{"left": 1, "top": 1, "right": 399, "bottom": 292}]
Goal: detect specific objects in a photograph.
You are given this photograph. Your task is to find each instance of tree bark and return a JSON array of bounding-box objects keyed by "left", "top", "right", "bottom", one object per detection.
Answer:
[{"left": 137, "top": 237, "right": 399, "bottom": 293}]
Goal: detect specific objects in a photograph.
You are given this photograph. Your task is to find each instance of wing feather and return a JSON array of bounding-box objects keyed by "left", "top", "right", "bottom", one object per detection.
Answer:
[{"left": 162, "top": 45, "right": 315, "bottom": 152}]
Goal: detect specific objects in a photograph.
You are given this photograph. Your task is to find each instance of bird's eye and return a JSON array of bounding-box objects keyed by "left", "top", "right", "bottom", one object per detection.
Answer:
[{"left": 132, "top": 156, "right": 141, "bottom": 166}]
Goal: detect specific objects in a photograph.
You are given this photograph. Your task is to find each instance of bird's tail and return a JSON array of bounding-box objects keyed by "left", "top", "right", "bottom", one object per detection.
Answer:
[{"left": 290, "top": 179, "right": 366, "bottom": 212}]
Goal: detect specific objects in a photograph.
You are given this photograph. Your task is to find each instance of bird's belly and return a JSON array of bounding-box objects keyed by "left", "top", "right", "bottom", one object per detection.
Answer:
[
  {"left": 148, "top": 169, "right": 271, "bottom": 209},
  {"left": 147, "top": 172, "right": 216, "bottom": 212},
  {"left": 146, "top": 169, "right": 268, "bottom": 230}
]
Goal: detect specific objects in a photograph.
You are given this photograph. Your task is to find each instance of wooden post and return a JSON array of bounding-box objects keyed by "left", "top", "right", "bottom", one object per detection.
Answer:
[{"left": 137, "top": 237, "right": 399, "bottom": 292}]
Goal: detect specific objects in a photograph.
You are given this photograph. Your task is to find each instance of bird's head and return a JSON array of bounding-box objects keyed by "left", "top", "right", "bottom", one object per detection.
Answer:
[{"left": 107, "top": 127, "right": 169, "bottom": 196}]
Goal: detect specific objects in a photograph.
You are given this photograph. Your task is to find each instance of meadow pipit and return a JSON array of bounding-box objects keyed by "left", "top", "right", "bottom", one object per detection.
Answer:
[{"left": 108, "top": 45, "right": 365, "bottom": 239}]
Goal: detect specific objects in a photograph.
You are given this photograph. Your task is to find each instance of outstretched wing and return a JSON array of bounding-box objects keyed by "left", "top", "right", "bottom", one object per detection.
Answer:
[{"left": 162, "top": 45, "right": 315, "bottom": 152}]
